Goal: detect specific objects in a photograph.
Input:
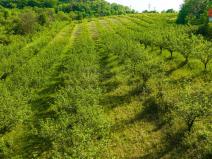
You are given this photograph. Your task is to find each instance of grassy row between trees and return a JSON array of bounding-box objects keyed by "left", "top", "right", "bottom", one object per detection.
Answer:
[
  {"left": 0, "top": 19, "right": 114, "bottom": 158},
  {"left": 0, "top": 22, "right": 75, "bottom": 158},
  {"left": 97, "top": 14, "right": 212, "bottom": 158},
  {"left": 115, "top": 14, "right": 212, "bottom": 71},
  {"left": 0, "top": 7, "right": 211, "bottom": 159}
]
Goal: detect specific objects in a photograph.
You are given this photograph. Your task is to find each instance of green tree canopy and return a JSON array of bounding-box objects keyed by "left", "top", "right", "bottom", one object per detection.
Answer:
[
  {"left": 0, "top": 0, "right": 135, "bottom": 17},
  {"left": 177, "top": 0, "right": 210, "bottom": 24}
]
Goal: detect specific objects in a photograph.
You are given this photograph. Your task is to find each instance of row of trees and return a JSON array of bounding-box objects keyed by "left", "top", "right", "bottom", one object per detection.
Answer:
[
  {"left": 58, "top": 0, "right": 134, "bottom": 16},
  {"left": 0, "top": 0, "right": 58, "bottom": 8},
  {"left": 142, "top": 9, "right": 176, "bottom": 14},
  {"left": 139, "top": 26, "right": 212, "bottom": 70},
  {"left": 105, "top": 15, "right": 211, "bottom": 158},
  {"left": 0, "top": 0, "right": 135, "bottom": 17},
  {"left": 0, "top": 22, "right": 70, "bottom": 141},
  {"left": 0, "top": 0, "right": 135, "bottom": 40},
  {"left": 0, "top": 20, "right": 110, "bottom": 158},
  {"left": 123, "top": 15, "right": 212, "bottom": 71}
]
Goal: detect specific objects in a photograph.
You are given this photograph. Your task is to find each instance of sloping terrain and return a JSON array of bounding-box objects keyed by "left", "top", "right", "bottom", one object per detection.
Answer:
[{"left": 0, "top": 14, "right": 211, "bottom": 158}]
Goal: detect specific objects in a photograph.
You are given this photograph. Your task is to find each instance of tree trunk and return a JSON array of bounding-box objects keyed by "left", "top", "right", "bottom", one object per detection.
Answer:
[
  {"left": 160, "top": 46, "right": 163, "bottom": 54},
  {"left": 187, "top": 118, "right": 195, "bottom": 132},
  {"left": 204, "top": 60, "right": 209, "bottom": 71},
  {"left": 204, "top": 63, "right": 207, "bottom": 71},
  {"left": 169, "top": 49, "right": 173, "bottom": 59},
  {"left": 185, "top": 56, "right": 189, "bottom": 64}
]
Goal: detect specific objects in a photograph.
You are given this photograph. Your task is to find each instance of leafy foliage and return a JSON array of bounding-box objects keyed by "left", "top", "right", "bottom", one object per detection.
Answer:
[
  {"left": 177, "top": 0, "right": 210, "bottom": 24},
  {"left": 0, "top": 7, "right": 211, "bottom": 159},
  {"left": 0, "top": 0, "right": 135, "bottom": 18}
]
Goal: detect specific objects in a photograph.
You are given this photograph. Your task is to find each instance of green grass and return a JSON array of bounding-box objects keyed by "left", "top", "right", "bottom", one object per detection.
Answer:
[{"left": 0, "top": 14, "right": 211, "bottom": 159}]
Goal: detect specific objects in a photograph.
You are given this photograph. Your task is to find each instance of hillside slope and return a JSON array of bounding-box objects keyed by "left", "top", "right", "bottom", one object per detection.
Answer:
[{"left": 0, "top": 14, "right": 212, "bottom": 158}]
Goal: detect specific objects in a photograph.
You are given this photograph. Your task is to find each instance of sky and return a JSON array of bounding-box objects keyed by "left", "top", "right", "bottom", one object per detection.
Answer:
[{"left": 106, "top": 0, "right": 184, "bottom": 12}]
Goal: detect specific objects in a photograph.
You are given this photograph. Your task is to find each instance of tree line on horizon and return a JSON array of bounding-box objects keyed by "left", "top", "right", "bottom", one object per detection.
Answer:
[
  {"left": 0, "top": 0, "right": 135, "bottom": 38},
  {"left": 0, "top": 0, "right": 135, "bottom": 17}
]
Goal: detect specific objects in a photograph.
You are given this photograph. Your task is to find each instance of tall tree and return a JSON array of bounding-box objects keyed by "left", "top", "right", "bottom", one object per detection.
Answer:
[{"left": 177, "top": 0, "right": 209, "bottom": 24}]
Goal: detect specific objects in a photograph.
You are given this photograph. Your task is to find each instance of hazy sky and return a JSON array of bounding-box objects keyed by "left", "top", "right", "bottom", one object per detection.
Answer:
[{"left": 106, "top": 0, "right": 184, "bottom": 12}]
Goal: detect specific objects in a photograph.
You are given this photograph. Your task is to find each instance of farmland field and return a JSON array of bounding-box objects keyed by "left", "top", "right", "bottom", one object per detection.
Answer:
[{"left": 0, "top": 13, "right": 212, "bottom": 159}]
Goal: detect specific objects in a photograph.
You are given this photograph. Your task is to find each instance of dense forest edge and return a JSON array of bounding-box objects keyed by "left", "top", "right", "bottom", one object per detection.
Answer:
[
  {"left": 0, "top": 0, "right": 212, "bottom": 158},
  {"left": 0, "top": 0, "right": 135, "bottom": 19}
]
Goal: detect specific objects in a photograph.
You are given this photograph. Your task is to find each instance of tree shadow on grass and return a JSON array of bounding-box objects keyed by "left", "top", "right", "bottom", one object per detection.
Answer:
[
  {"left": 99, "top": 54, "right": 117, "bottom": 81},
  {"left": 30, "top": 95, "right": 55, "bottom": 112},
  {"left": 30, "top": 75, "right": 66, "bottom": 112},
  {"left": 38, "top": 78, "right": 65, "bottom": 95},
  {"left": 139, "top": 98, "right": 160, "bottom": 120},
  {"left": 100, "top": 54, "right": 118, "bottom": 68},
  {"left": 102, "top": 80, "right": 120, "bottom": 93},
  {"left": 55, "top": 64, "right": 69, "bottom": 74},
  {"left": 101, "top": 71, "right": 116, "bottom": 81},
  {"left": 102, "top": 93, "right": 131, "bottom": 109},
  {"left": 111, "top": 96, "right": 165, "bottom": 133},
  {"left": 138, "top": 128, "right": 189, "bottom": 159},
  {"left": 136, "top": 97, "right": 193, "bottom": 159},
  {"left": 29, "top": 81, "right": 61, "bottom": 118},
  {"left": 190, "top": 70, "right": 212, "bottom": 82},
  {"left": 128, "top": 84, "right": 150, "bottom": 97},
  {"left": 138, "top": 147, "right": 173, "bottom": 159},
  {"left": 29, "top": 78, "right": 65, "bottom": 119},
  {"left": 21, "top": 135, "right": 53, "bottom": 159},
  {"left": 166, "top": 60, "right": 188, "bottom": 76}
]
